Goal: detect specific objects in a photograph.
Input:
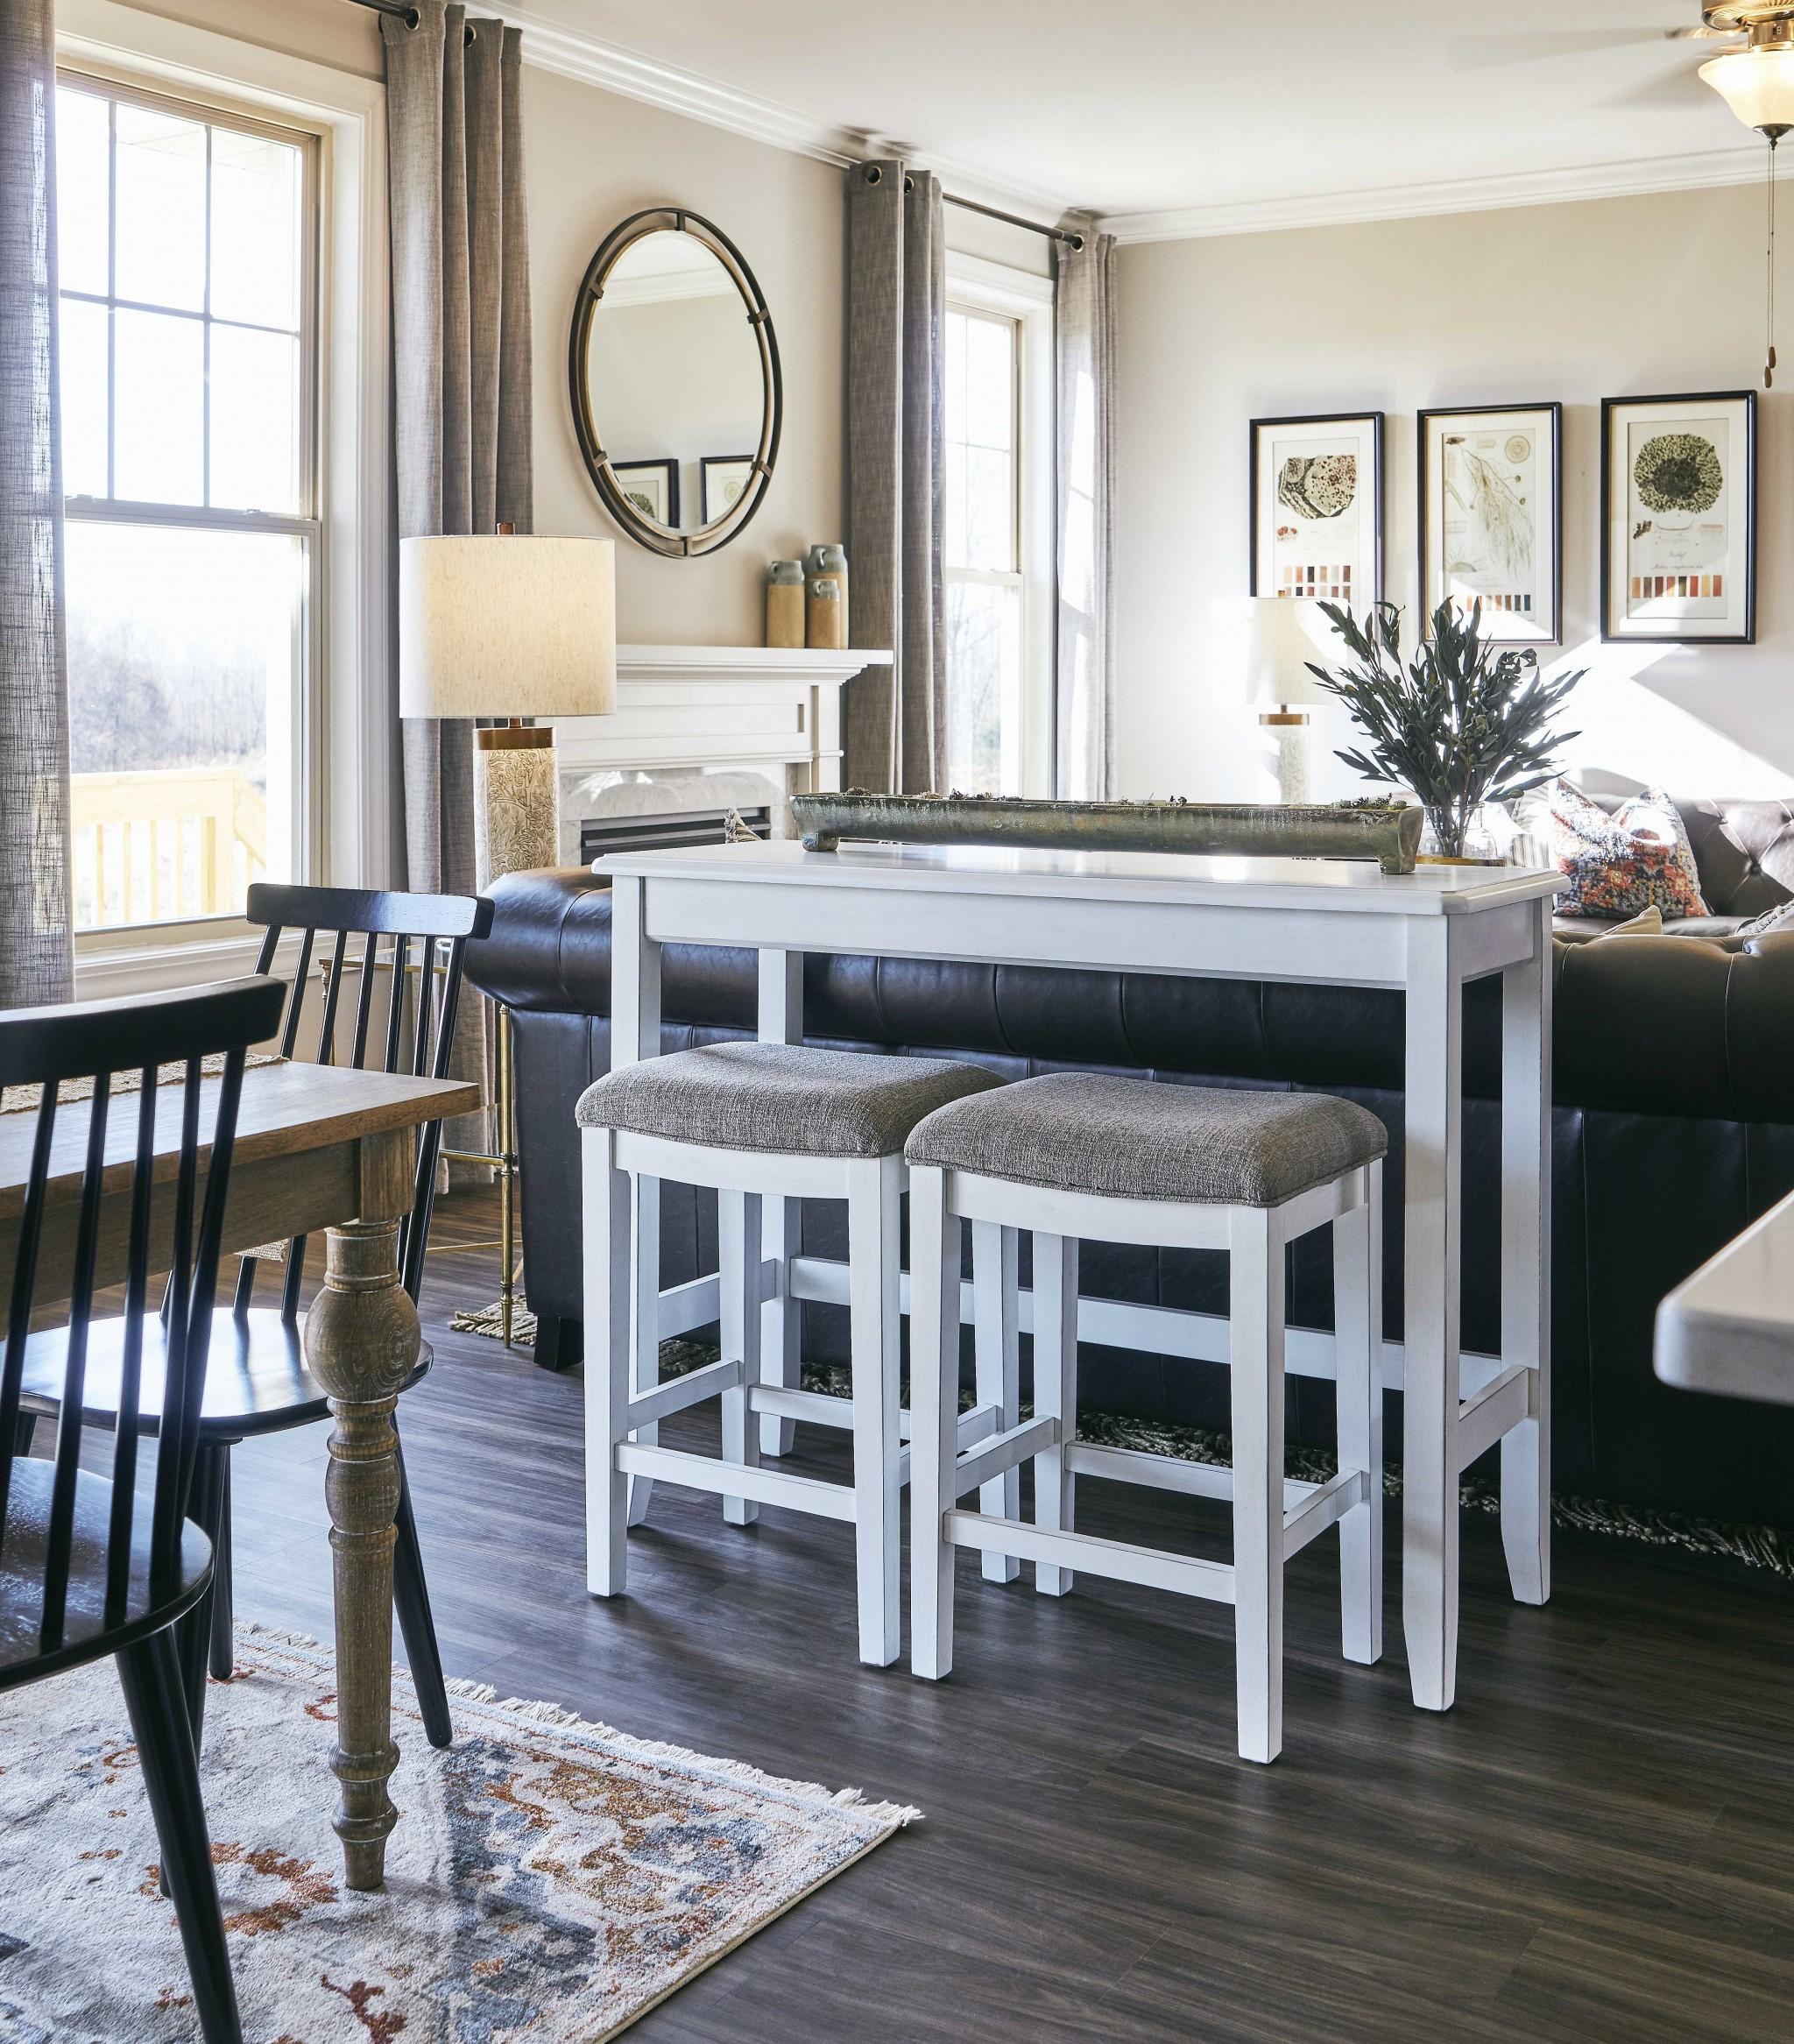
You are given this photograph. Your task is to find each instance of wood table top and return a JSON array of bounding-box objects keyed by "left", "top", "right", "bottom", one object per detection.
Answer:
[{"left": 0, "top": 1061, "right": 483, "bottom": 1223}]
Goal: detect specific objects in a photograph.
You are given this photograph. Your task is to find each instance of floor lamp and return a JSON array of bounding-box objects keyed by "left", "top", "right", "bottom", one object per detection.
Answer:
[{"left": 399, "top": 531, "right": 618, "bottom": 1340}]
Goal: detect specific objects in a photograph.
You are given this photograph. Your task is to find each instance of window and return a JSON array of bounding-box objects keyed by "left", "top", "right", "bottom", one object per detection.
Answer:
[
  {"left": 943, "top": 306, "right": 1021, "bottom": 794},
  {"left": 57, "top": 71, "right": 317, "bottom": 933},
  {"left": 943, "top": 258, "right": 1054, "bottom": 796}
]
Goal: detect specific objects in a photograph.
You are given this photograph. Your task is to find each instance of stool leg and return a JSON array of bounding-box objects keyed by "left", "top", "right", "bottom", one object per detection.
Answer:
[
  {"left": 759, "top": 1196, "right": 801, "bottom": 1458},
  {"left": 971, "top": 1220, "right": 1021, "bottom": 1584},
  {"left": 720, "top": 1190, "right": 762, "bottom": 1527},
  {"left": 625, "top": 1172, "right": 661, "bottom": 1530},
  {"left": 846, "top": 1153, "right": 903, "bottom": 1667},
  {"left": 1033, "top": 1232, "right": 1079, "bottom": 1597},
  {"left": 910, "top": 1166, "right": 960, "bottom": 1680},
  {"left": 1335, "top": 1163, "right": 1384, "bottom": 1666},
  {"left": 583, "top": 1130, "right": 632, "bottom": 1597},
  {"left": 1229, "top": 1207, "right": 1285, "bottom": 1765}
]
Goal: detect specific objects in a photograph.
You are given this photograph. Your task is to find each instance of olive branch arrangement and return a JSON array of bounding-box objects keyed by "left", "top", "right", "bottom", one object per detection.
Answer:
[{"left": 1307, "top": 599, "right": 1585, "bottom": 859}]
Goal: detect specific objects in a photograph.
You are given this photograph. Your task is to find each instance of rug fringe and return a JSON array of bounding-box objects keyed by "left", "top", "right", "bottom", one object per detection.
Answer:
[{"left": 438, "top": 1670, "right": 922, "bottom": 1828}]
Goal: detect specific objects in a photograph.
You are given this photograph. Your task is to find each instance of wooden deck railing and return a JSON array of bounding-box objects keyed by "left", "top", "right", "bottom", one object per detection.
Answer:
[{"left": 70, "top": 767, "right": 269, "bottom": 929}]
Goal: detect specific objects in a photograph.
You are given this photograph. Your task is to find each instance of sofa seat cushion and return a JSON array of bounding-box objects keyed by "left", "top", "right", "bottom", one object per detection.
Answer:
[
  {"left": 576, "top": 1042, "right": 1000, "bottom": 1158},
  {"left": 1554, "top": 913, "right": 1749, "bottom": 944},
  {"left": 906, "top": 1072, "right": 1388, "bottom": 1209}
]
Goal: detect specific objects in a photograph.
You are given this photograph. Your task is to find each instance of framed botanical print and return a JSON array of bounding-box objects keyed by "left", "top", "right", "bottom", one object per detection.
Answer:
[
  {"left": 612, "top": 457, "right": 679, "bottom": 528},
  {"left": 1418, "top": 402, "right": 1561, "bottom": 643},
  {"left": 700, "top": 454, "right": 755, "bottom": 525},
  {"left": 1249, "top": 411, "right": 1382, "bottom": 607},
  {"left": 1601, "top": 391, "right": 1755, "bottom": 644}
]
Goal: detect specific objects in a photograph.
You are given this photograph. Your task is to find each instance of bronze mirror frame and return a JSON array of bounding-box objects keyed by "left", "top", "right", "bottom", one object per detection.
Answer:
[{"left": 568, "top": 206, "right": 782, "bottom": 559}]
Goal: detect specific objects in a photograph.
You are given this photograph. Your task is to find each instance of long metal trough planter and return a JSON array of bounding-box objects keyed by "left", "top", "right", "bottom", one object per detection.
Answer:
[{"left": 788, "top": 794, "right": 1425, "bottom": 876}]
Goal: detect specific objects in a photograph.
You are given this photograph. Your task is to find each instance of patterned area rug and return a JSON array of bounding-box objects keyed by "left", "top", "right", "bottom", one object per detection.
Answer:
[{"left": 0, "top": 1628, "right": 915, "bottom": 2042}]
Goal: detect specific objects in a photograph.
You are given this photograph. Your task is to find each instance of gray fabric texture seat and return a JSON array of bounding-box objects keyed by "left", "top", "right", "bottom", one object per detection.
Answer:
[
  {"left": 905, "top": 1072, "right": 1388, "bottom": 1208},
  {"left": 576, "top": 1042, "right": 1002, "bottom": 1159}
]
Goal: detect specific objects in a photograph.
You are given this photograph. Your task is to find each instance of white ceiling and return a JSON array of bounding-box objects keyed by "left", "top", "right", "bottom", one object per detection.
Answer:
[{"left": 512, "top": 0, "right": 1765, "bottom": 236}]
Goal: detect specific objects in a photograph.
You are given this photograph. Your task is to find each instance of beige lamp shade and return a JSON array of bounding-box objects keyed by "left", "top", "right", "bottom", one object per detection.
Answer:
[
  {"left": 399, "top": 534, "right": 618, "bottom": 720},
  {"left": 1212, "top": 596, "right": 1332, "bottom": 710}
]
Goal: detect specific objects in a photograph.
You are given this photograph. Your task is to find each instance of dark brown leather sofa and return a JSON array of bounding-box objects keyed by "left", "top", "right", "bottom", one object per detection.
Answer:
[{"left": 467, "top": 797, "right": 1794, "bottom": 1527}]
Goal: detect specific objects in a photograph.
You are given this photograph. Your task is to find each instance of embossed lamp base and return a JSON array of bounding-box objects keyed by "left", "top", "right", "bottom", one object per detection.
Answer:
[
  {"left": 474, "top": 726, "right": 559, "bottom": 891},
  {"left": 1259, "top": 710, "right": 1311, "bottom": 807}
]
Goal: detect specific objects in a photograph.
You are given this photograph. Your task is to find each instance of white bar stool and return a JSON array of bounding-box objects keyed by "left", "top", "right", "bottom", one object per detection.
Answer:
[
  {"left": 577, "top": 1040, "right": 1002, "bottom": 1666},
  {"left": 906, "top": 1072, "right": 1387, "bottom": 1761}
]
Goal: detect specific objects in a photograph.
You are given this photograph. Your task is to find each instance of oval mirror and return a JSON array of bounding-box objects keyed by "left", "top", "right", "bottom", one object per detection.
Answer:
[{"left": 569, "top": 208, "right": 781, "bottom": 558}]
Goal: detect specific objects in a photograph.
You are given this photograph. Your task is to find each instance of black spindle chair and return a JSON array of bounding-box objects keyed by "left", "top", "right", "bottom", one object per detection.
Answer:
[
  {"left": 18, "top": 885, "right": 493, "bottom": 1754},
  {"left": 1, "top": 974, "right": 285, "bottom": 2044}
]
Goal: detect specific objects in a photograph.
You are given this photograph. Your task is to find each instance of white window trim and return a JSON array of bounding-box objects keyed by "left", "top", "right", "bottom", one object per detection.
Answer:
[
  {"left": 58, "top": 0, "right": 391, "bottom": 999},
  {"left": 944, "top": 251, "right": 1055, "bottom": 798}
]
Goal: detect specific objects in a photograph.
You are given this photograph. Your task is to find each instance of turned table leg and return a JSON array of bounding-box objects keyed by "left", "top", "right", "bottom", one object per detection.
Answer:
[{"left": 301, "top": 1129, "right": 420, "bottom": 1892}]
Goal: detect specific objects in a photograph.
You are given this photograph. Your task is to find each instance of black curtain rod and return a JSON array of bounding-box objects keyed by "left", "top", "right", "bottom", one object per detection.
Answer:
[
  {"left": 347, "top": 4, "right": 1088, "bottom": 248},
  {"left": 886, "top": 169, "right": 1084, "bottom": 250}
]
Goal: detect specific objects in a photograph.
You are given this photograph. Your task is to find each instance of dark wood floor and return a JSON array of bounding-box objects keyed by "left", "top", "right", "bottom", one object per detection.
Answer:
[{"left": 222, "top": 1192, "right": 1794, "bottom": 2043}]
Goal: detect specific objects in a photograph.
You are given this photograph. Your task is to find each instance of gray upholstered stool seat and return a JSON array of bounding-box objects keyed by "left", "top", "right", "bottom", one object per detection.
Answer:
[
  {"left": 906, "top": 1071, "right": 1387, "bottom": 1208},
  {"left": 576, "top": 1041, "right": 1001, "bottom": 1159}
]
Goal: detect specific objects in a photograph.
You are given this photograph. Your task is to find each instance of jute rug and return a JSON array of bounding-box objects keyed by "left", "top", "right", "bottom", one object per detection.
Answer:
[{"left": 0, "top": 1628, "right": 916, "bottom": 2042}]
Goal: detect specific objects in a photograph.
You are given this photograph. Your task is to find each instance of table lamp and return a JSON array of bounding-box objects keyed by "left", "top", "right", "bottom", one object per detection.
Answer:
[
  {"left": 399, "top": 532, "right": 617, "bottom": 888},
  {"left": 1215, "top": 596, "right": 1331, "bottom": 805}
]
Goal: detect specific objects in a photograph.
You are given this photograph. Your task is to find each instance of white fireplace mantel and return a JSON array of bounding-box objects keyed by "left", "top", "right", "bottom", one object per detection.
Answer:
[{"left": 551, "top": 644, "right": 891, "bottom": 862}]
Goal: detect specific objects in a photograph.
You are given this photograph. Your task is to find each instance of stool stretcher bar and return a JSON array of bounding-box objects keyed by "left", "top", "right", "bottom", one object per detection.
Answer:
[
  {"left": 615, "top": 1441, "right": 859, "bottom": 1522},
  {"left": 943, "top": 1511, "right": 1239, "bottom": 1604}
]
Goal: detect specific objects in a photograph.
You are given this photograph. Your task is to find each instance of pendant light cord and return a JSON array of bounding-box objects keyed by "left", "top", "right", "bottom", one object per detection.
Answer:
[{"left": 1769, "top": 133, "right": 1779, "bottom": 391}]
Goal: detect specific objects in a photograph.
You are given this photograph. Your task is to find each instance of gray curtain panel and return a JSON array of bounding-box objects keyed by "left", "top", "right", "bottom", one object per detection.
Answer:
[
  {"left": 1054, "top": 230, "right": 1117, "bottom": 800},
  {"left": 382, "top": 0, "right": 533, "bottom": 1162},
  {"left": 845, "top": 160, "right": 946, "bottom": 794},
  {"left": 0, "top": 0, "right": 73, "bottom": 1008}
]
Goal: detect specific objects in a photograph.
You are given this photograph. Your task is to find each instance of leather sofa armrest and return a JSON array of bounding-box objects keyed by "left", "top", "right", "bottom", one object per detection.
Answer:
[{"left": 465, "top": 867, "right": 614, "bottom": 1013}]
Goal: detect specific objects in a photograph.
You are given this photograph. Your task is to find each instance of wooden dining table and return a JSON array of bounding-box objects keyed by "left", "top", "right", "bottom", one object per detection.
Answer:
[{"left": 0, "top": 1057, "right": 481, "bottom": 1892}]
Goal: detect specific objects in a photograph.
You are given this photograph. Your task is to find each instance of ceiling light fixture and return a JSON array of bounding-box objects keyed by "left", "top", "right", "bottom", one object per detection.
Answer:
[{"left": 1699, "top": 4, "right": 1794, "bottom": 385}]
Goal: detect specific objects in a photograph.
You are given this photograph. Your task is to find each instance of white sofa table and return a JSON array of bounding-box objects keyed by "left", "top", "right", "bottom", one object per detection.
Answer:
[
  {"left": 1656, "top": 1190, "right": 1794, "bottom": 1409},
  {"left": 595, "top": 838, "right": 1564, "bottom": 1713}
]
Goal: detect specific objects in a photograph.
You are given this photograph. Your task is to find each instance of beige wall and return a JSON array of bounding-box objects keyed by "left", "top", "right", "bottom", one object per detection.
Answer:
[
  {"left": 526, "top": 67, "right": 844, "bottom": 644},
  {"left": 103, "top": 0, "right": 846, "bottom": 647},
  {"left": 1116, "top": 184, "right": 1794, "bottom": 805}
]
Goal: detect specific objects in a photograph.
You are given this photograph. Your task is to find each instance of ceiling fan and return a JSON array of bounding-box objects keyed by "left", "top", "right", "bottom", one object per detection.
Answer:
[{"left": 1455, "top": 7, "right": 1794, "bottom": 384}]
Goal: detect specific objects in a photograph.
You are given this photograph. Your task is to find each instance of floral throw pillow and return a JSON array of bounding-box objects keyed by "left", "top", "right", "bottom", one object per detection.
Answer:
[{"left": 1545, "top": 781, "right": 1709, "bottom": 921}]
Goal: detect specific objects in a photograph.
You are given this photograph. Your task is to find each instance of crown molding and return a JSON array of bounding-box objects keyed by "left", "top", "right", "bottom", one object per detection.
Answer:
[
  {"left": 497, "top": 4, "right": 1076, "bottom": 231},
  {"left": 1098, "top": 142, "right": 1769, "bottom": 244}
]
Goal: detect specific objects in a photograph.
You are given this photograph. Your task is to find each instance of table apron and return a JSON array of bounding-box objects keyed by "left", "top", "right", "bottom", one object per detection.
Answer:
[
  {"left": 640, "top": 878, "right": 1540, "bottom": 989},
  {"left": 0, "top": 1141, "right": 363, "bottom": 1335}
]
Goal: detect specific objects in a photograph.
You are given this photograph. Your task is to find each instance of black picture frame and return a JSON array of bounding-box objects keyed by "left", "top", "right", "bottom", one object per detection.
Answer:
[
  {"left": 1600, "top": 389, "right": 1756, "bottom": 646},
  {"left": 700, "top": 454, "right": 755, "bottom": 526},
  {"left": 611, "top": 457, "right": 680, "bottom": 529},
  {"left": 1248, "top": 410, "right": 1383, "bottom": 606},
  {"left": 1417, "top": 401, "right": 1563, "bottom": 645}
]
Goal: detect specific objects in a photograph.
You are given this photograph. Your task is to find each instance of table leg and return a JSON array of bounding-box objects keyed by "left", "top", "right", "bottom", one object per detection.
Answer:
[
  {"left": 758, "top": 950, "right": 804, "bottom": 1457},
  {"left": 302, "top": 1128, "right": 419, "bottom": 1892},
  {"left": 1501, "top": 898, "right": 1551, "bottom": 1606},
  {"left": 1402, "top": 918, "right": 1464, "bottom": 1714},
  {"left": 610, "top": 876, "right": 665, "bottom": 1522}
]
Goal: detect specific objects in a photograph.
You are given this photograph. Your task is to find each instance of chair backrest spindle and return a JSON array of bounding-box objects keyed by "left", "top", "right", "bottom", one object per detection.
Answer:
[
  {"left": 0, "top": 978, "right": 285, "bottom": 1661},
  {"left": 230, "top": 885, "right": 494, "bottom": 1326}
]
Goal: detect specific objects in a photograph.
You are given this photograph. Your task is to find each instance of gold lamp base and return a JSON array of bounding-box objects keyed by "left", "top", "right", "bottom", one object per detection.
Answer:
[{"left": 472, "top": 724, "right": 559, "bottom": 892}]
